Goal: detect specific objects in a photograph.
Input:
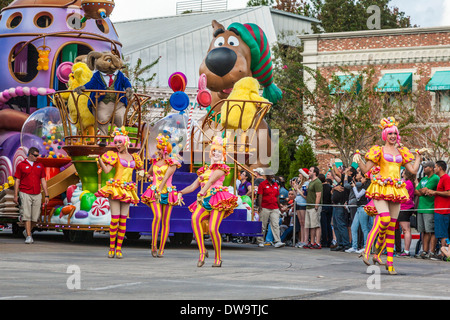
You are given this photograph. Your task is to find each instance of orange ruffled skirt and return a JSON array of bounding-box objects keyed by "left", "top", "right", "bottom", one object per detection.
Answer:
[
  {"left": 365, "top": 183, "right": 409, "bottom": 204},
  {"left": 95, "top": 179, "right": 140, "bottom": 204}
]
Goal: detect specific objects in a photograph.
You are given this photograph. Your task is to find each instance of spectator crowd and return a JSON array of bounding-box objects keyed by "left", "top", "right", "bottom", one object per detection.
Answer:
[{"left": 249, "top": 159, "right": 450, "bottom": 262}]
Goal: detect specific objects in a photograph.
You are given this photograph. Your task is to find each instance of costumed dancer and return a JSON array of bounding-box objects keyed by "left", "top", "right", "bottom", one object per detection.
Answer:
[
  {"left": 353, "top": 117, "right": 421, "bottom": 274},
  {"left": 95, "top": 126, "right": 144, "bottom": 259},
  {"left": 141, "top": 134, "right": 181, "bottom": 258},
  {"left": 178, "top": 136, "right": 238, "bottom": 267}
]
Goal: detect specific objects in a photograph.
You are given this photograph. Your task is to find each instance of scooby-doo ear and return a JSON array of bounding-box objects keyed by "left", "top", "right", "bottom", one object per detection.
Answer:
[
  {"left": 86, "top": 51, "right": 103, "bottom": 71},
  {"left": 211, "top": 20, "right": 225, "bottom": 36}
]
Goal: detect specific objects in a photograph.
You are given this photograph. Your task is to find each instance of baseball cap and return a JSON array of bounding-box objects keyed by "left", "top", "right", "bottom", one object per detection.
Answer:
[{"left": 253, "top": 168, "right": 264, "bottom": 175}]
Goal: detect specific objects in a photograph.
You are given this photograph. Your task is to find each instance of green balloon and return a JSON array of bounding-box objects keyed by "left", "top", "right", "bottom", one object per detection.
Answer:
[{"left": 80, "top": 193, "right": 97, "bottom": 211}]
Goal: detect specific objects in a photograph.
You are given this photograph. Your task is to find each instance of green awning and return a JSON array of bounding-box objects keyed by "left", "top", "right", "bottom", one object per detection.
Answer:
[
  {"left": 375, "top": 72, "right": 412, "bottom": 93},
  {"left": 330, "top": 75, "right": 362, "bottom": 94},
  {"left": 426, "top": 71, "right": 450, "bottom": 91}
]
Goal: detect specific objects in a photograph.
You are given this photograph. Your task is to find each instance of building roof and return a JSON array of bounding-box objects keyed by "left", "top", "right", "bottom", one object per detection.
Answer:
[
  {"left": 3, "top": 0, "right": 82, "bottom": 10},
  {"left": 298, "top": 25, "right": 450, "bottom": 40},
  {"left": 114, "top": 6, "right": 318, "bottom": 88},
  {"left": 115, "top": 6, "right": 318, "bottom": 55}
]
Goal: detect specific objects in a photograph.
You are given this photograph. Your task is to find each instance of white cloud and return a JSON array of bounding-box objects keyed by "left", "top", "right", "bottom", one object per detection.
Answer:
[{"left": 441, "top": 0, "right": 450, "bottom": 26}]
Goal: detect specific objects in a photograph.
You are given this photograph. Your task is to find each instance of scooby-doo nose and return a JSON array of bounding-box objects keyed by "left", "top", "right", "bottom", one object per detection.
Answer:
[{"left": 205, "top": 47, "right": 237, "bottom": 77}]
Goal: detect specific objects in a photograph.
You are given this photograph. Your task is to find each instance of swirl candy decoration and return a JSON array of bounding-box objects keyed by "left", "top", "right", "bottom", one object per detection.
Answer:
[
  {"left": 0, "top": 156, "right": 13, "bottom": 187},
  {"left": 90, "top": 197, "right": 110, "bottom": 217}
]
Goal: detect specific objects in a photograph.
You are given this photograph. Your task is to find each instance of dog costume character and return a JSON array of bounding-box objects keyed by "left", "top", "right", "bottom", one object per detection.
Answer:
[
  {"left": 221, "top": 77, "right": 269, "bottom": 131},
  {"left": 76, "top": 51, "right": 133, "bottom": 140},
  {"left": 199, "top": 20, "right": 280, "bottom": 166},
  {"left": 61, "top": 62, "right": 95, "bottom": 142},
  {"left": 199, "top": 20, "right": 282, "bottom": 110}
]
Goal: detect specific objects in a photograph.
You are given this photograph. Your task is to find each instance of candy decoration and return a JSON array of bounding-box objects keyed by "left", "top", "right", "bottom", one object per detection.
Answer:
[
  {"left": 66, "top": 185, "right": 77, "bottom": 203},
  {"left": 90, "top": 197, "right": 110, "bottom": 216},
  {"left": 74, "top": 210, "right": 89, "bottom": 219},
  {"left": 168, "top": 72, "right": 187, "bottom": 92},
  {"left": 169, "top": 91, "right": 190, "bottom": 111},
  {"left": 0, "top": 156, "right": 13, "bottom": 188},
  {"left": 80, "top": 192, "right": 96, "bottom": 211},
  {"left": 56, "top": 61, "right": 73, "bottom": 84},
  {"left": 0, "top": 86, "right": 55, "bottom": 108},
  {"left": 37, "top": 45, "right": 51, "bottom": 71},
  {"left": 196, "top": 73, "right": 211, "bottom": 108}
]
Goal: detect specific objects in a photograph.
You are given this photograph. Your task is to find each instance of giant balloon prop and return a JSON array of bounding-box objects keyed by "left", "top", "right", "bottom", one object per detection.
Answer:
[
  {"left": 147, "top": 113, "right": 189, "bottom": 162},
  {"left": 20, "top": 107, "right": 75, "bottom": 159}
]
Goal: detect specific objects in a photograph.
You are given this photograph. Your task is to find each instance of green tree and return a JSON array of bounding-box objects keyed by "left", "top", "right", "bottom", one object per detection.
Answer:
[
  {"left": 276, "top": 136, "right": 295, "bottom": 178},
  {"left": 268, "top": 32, "right": 306, "bottom": 146},
  {"left": 122, "top": 56, "right": 164, "bottom": 123},
  {"left": 297, "top": 0, "right": 415, "bottom": 33},
  {"left": 289, "top": 138, "right": 318, "bottom": 180},
  {"left": 0, "top": 0, "right": 13, "bottom": 9},
  {"left": 247, "top": 0, "right": 274, "bottom": 6},
  {"left": 125, "top": 56, "right": 161, "bottom": 94},
  {"left": 301, "top": 65, "right": 416, "bottom": 166}
]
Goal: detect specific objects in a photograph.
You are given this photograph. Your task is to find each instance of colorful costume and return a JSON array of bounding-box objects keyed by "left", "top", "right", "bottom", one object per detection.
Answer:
[
  {"left": 96, "top": 150, "right": 143, "bottom": 204},
  {"left": 360, "top": 117, "right": 416, "bottom": 274},
  {"left": 141, "top": 156, "right": 181, "bottom": 257},
  {"left": 364, "top": 145, "right": 413, "bottom": 203},
  {"left": 95, "top": 126, "right": 143, "bottom": 258},
  {"left": 188, "top": 162, "right": 238, "bottom": 266}
]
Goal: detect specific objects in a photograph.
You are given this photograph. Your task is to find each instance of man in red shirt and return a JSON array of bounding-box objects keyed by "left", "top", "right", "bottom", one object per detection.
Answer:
[
  {"left": 14, "top": 147, "right": 49, "bottom": 244},
  {"left": 426, "top": 160, "right": 450, "bottom": 249},
  {"left": 256, "top": 169, "right": 285, "bottom": 248}
]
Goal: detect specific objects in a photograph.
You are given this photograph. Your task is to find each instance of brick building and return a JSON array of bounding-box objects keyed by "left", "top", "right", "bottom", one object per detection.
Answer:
[{"left": 299, "top": 26, "right": 450, "bottom": 171}]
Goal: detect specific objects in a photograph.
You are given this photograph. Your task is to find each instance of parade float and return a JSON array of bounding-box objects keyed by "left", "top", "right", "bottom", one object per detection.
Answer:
[{"left": 0, "top": 0, "right": 265, "bottom": 243}]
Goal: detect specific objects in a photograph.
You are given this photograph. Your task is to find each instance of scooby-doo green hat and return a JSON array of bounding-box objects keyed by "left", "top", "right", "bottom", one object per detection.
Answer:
[{"left": 227, "top": 22, "right": 282, "bottom": 104}]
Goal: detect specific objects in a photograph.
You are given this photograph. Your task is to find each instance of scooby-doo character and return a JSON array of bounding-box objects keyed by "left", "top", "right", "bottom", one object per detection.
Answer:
[
  {"left": 199, "top": 20, "right": 279, "bottom": 167},
  {"left": 61, "top": 62, "right": 95, "bottom": 143},
  {"left": 75, "top": 51, "right": 133, "bottom": 144},
  {"left": 199, "top": 20, "right": 282, "bottom": 111}
]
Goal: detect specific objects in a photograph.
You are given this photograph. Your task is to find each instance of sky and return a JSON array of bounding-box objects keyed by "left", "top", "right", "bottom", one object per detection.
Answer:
[{"left": 109, "top": 0, "right": 450, "bottom": 28}]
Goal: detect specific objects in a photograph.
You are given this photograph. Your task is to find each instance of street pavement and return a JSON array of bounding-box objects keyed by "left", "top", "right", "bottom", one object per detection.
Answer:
[{"left": 1, "top": 229, "right": 450, "bottom": 304}]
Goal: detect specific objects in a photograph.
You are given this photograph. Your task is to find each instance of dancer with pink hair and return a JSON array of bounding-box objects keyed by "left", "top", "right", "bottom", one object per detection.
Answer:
[
  {"left": 96, "top": 126, "right": 144, "bottom": 259},
  {"left": 141, "top": 134, "right": 181, "bottom": 258},
  {"left": 354, "top": 117, "right": 421, "bottom": 274}
]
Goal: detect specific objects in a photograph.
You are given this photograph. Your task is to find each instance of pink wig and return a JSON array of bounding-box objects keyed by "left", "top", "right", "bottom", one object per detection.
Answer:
[
  {"left": 113, "top": 134, "right": 130, "bottom": 147},
  {"left": 381, "top": 125, "right": 401, "bottom": 145}
]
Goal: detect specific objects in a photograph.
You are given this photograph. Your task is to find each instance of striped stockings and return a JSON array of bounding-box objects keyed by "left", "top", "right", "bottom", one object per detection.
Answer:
[
  {"left": 363, "top": 211, "right": 390, "bottom": 260},
  {"left": 191, "top": 206, "right": 225, "bottom": 265},
  {"left": 109, "top": 215, "right": 120, "bottom": 251},
  {"left": 150, "top": 202, "right": 173, "bottom": 255},
  {"left": 108, "top": 200, "right": 130, "bottom": 257},
  {"left": 116, "top": 217, "right": 127, "bottom": 252},
  {"left": 385, "top": 218, "right": 397, "bottom": 268}
]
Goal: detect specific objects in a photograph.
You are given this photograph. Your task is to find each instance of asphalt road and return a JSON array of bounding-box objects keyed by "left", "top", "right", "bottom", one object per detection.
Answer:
[{"left": 1, "top": 228, "right": 450, "bottom": 305}]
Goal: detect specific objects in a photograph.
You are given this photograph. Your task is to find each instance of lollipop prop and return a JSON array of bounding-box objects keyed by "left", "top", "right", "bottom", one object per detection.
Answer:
[{"left": 168, "top": 72, "right": 190, "bottom": 112}]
